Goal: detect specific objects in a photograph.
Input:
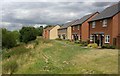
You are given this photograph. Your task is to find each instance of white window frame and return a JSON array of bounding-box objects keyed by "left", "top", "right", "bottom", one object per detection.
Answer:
[
  {"left": 73, "top": 27, "right": 74, "bottom": 30},
  {"left": 78, "top": 25, "right": 80, "bottom": 30},
  {"left": 103, "top": 19, "right": 107, "bottom": 27},
  {"left": 105, "top": 35, "right": 110, "bottom": 43},
  {"left": 90, "top": 35, "right": 93, "bottom": 42},
  {"left": 92, "top": 21, "right": 96, "bottom": 28}
]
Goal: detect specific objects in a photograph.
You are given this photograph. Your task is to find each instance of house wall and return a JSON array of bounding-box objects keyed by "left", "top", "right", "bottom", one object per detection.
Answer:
[
  {"left": 89, "top": 18, "right": 113, "bottom": 45},
  {"left": 81, "top": 13, "right": 99, "bottom": 41},
  {"left": 67, "top": 26, "right": 72, "bottom": 40},
  {"left": 112, "top": 12, "right": 119, "bottom": 47},
  {"left": 71, "top": 25, "right": 81, "bottom": 34},
  {"left": 58, "top": 29, "right": 67, "bottom": 34},
  {"left": 118, "top": 12, "right": 120, "bottom": 48},
  {"left": 113, "top": 12, "right": 120, "bottom": 48},
  {"left": 58, "top": 28, "right": 67, "bottom": 39},
  {"left": 71, "top": 25, "right": 81, "bottom": 40},
  {"left": 116, "top": 12, "right": 120, "bottom": 35},
  {"left": 112, "top": 12, "right": 119, "bottom": 39},
  {"left": 43, "top": 29, "right": 49, "bottom": 39},
  {"left": 49, "top": 25, "right": 60, "bottom": 39}
]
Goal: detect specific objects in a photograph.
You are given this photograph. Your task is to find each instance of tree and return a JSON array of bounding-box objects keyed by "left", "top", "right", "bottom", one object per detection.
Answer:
[
  {"left": 19, "top": 27, "right": 38, "bottom": 43},
  {"left": 2, "top": 28, "right": 17, "bottom": 49},
  {"left": 36, "top": 26, "right": 43, "bottom": 36},
  {"left": 12, "top": 30, "right": 20, "bottom": 43},
  {"left": 44, "top": 25, "right": 52, "bottom": 29}
]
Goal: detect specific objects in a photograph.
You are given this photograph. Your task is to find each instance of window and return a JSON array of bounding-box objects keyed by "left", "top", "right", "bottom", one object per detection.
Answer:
[
  {"left": 78, "top": 25, "right": 80, "bottom": 30},
  {"left": 103, "top": 19, "right": 107, "bottom": 27},
  {"left": 92, "top": 21, "right": 96, "bottom": 28},
  {"left": 73, "top": 27, "right": 74, "bottom": 30},
  {"left": 58, "top": 35, "right": 61, "bottom": 38},
  {"left": 105, "top": 35, "right": 110, "bottom": 43}
]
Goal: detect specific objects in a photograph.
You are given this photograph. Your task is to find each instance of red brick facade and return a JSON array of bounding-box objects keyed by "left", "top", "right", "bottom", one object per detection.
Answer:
[
  {"left": 43, "top": 29, "right": 50, "bottom": 39},
  {"left": 71, "top": 25, "right": 81, "bottom": 40},
  {"left": 89, "top": 12, "right": 120, "bottom": 48},
  {"left": 71, "top": 12, "right": 99, "bottom": 41}
]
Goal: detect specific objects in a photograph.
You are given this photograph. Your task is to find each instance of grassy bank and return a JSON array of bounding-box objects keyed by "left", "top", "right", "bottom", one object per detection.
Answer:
[{"left": 2, "top": 37, "right": 118, "bottom": 74}]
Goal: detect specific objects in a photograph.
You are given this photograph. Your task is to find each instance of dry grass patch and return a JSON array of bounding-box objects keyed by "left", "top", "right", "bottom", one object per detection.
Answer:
[{"left": 71, "top": 49, "right": 118, "bottom": 74}]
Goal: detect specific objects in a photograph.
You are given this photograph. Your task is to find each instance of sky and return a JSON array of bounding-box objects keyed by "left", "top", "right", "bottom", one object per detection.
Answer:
[{"left": 1, "top": 0, "right": 119, "bottom": 31}]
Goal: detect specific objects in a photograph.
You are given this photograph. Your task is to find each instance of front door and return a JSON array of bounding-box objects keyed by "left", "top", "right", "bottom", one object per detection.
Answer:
[{"left": 99, "top": 34, "right": 103, "bottom": 46}]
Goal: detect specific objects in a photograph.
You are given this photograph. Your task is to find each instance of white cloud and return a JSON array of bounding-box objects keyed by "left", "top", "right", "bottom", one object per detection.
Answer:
[
  {"left": 34, "top": 24, "right": 47, "bottom": 28},
  {"left": 3, "top": 0, "right": 119, "bottom": 2},
  {"left": 1, "top": 2, "right": 118, "bottom": 30}
]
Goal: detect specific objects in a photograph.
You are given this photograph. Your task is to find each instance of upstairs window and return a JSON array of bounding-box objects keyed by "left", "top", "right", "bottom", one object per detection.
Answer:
[
  {"left": 105, "top": 35, "right": 110, "bottom": 43},
  {"left": 78, "top": 25, "right": 80, "bottom": 30},
  {"left": 92, "top": 21, "right": 96, "bottom": 28},
  {"left": 73, "top": 27, "right": 74, "bottom": 30},
  {"left": 103, "top": 19, "right": 107, "bottom": 27}
]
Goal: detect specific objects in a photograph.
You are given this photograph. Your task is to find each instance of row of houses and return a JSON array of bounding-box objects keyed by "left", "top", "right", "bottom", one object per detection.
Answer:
[{"left": 43, "top": 2, "right": 120, "bottom": 48}]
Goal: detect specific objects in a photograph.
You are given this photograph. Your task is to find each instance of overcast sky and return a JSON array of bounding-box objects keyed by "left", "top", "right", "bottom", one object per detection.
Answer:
[{"left": 1, "top": 0, "right": 119, "bottom": 30}]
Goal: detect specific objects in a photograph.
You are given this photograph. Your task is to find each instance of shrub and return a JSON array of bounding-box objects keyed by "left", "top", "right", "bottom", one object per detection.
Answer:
[
  {"left": 78, "top": 44, "right": 83, "bottom": 46},
  {"left": 41, "top": 38, "right": 51, "bottom": 43},
  {"left": 65, "top": 39, "right": 70, "bottom": 41},
  {"left": 80, "top": 41, "right": 88, "bottom": 46},
  {"left": 2, "top": 45, "right": 29, "bottom": 59},
  {"left": 19, "top": 27, "right": 38, "bottom": 43},
  {"left": 74, "top": 40, "right": 80, "bottom": 44},
  {"left": 2, "top": 29, "right": 17, "bottom": 49},
  {"left": 3, "top": 60, "right": 18, "bottom": 74},
  {"left": 36, "top": 26, "right": 43, "bottom": 36},
  {"left": 102, "top": 44, "right": 116, "bottom": 49},
  {"left": 55, "top": 38, "right": 62, "bottom": 40},
  {"left": 88, "top": 43, "right": 98, "bottom": 48}
]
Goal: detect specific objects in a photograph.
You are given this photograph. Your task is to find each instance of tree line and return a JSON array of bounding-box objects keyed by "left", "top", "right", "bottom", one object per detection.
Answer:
[{"left": 2, "top": 26, "right": 43, "bottom": 49}]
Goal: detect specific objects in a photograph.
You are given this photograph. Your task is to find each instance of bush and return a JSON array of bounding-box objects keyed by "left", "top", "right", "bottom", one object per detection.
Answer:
[
  {"left": 55, "top": 38, "right": 62, "bottom": 40},
  {"left": 2, "top": 45, "right": 29, "bottom": 59},
  {"left": 3, "top": 60, "right": 18, "bottom": 74},
  {"left": 102, "top": 44, "right": 116, "bottom": 49},
  {"left": 80, "top": 41, "right": 88, "bottom": 46},
  {"left": 19, "top": 27, "right": 38, "bottom": 43},
  {"left": 74, "top": 40, "right": 80, "bottom": 44},
  {"left": 35, "top": 26, "right": 43, "bottom": 36},
  {"left": 12, "top": 30, "right": 20, "bottom": 44},
  {"left": 2, "top": 29, "right": 17, "bottom": 49},
  {"left": 43, "top": 39, "right": 51, "bottom": 43},
  {"left": 88, "top": 43, "right": 98, "bottom": 48}
]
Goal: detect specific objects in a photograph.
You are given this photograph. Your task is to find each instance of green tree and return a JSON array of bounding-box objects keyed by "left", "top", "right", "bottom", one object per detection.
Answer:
[
  {"left": 36, "top": 26, "right": 43, "bottom": 36},
  {"left": 44, "top": 25, "right": 52, "bottom": 29},
  {"left": 2, "top": 28, "right": 17, "bottom": 49},
  {"left": 19, "top": 27, "right": 38, "bottom": 43},
  {"left": 12, "top": 30, "right": 20, "bottom": 43}
]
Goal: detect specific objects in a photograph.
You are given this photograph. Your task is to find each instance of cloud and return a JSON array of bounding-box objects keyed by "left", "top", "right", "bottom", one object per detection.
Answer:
[{"left": 1, "top": 2, "right": 117, "bottom": 30}]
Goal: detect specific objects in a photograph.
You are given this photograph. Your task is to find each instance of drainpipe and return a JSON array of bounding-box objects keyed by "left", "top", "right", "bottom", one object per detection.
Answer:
[
  {"left": 94, "top": 35, "right": 95, "bottom": 43},
  {"left": 99, "top": 35, "right": 101, "bottom": 46}
]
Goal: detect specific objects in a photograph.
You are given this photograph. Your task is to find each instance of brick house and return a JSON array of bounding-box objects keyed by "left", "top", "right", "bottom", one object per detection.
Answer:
[
  {"left": 58, "top": 20, "right": 78, "bottom": 40},
  {"left": 71, "top": 12, "right": 99, "bottom": 41},
  {"left": 89, "top": 2, "right": 120, "bottom": 48},
  {"left": 43, "top": 25, "right": 60, "bottom": 39}
]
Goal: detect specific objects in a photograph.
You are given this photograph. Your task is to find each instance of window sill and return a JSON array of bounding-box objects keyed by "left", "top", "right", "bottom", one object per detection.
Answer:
[
  {"left": 105, "top": 42, "right": 110, "bottom": 44},
  {"left": 102, "top": 24, "right": 107, "bottom": 27}
]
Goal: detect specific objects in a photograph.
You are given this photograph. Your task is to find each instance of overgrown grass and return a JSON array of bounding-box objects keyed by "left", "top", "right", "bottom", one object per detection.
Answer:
[
  {"left": 2, "top": 38, "right": 118, "bottom": 74},
  {"left": 2, "top": 60, "right": 18, "bottom": 74},
  {"left": 2, "top": 45, "right": 30, "bottom": 60}
]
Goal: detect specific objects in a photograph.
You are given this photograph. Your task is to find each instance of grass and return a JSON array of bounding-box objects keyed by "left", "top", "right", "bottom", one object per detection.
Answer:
[{"left": 1, "top": 37, "right": 118, "bottom": 74}]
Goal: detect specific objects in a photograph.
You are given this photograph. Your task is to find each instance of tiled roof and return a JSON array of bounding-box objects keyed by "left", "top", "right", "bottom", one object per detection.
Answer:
[
  {"left": 71, "top": 12, "right": 98, "bottom": 26},
  {"left": 58, "top": 19, "right": 79, "bottom": 29},
  {"left": 44, "top": 26, "right": 55, "bottom": 31},
  {"left": 90, "top": 2, "right": 120, "bottom": 21}
]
